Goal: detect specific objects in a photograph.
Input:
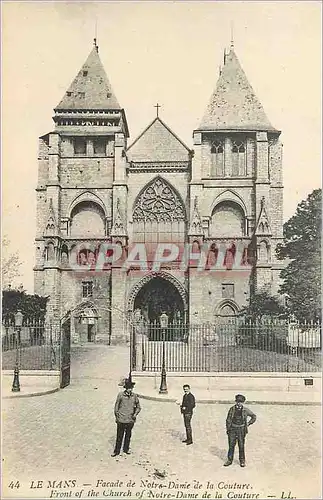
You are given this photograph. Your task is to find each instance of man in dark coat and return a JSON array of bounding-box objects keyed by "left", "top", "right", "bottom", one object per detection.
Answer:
[
  {"left": 180, "top": 384, "right": 196, "bottom": 445},
  {"left": 111, "top": 379, "right": 141, "bottom": 457},
  {"left": 224, "top": 394, "right": 256, "bottom": 467}
]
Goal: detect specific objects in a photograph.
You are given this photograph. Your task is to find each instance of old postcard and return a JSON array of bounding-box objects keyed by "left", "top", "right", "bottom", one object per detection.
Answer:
[{"left": 1, "top": 2, "right": 321, "bottom": 500}]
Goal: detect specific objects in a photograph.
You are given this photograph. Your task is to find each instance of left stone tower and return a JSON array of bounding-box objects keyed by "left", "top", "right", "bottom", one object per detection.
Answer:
[{"left": 34, "top": 40, "right": 129, "bottom": 343}]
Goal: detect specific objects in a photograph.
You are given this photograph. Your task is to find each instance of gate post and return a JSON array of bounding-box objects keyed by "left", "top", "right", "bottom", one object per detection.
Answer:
[
  {"left": 129, "top": 323, "right": 136, "bottom": 382},
  {"left": 60, "top": 315, "right": 71, "bottom": 389},
  {"left": 70, "top": 310, "right": 79, "bottom": 344}
]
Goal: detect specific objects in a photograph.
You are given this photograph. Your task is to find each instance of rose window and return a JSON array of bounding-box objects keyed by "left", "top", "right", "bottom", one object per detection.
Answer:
[{"left": 133, "top": 178, "right": 185, "bottom": 222}]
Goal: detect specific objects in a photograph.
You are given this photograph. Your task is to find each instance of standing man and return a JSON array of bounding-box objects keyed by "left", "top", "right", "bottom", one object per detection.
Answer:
[
  {"left": 224, "top": 394, "right": 256, "bottom": 467},
  {"left": 180, "top": 384, "right": 196, "bottom": 445},
  {"left": 111, "top": 379, "right": 141, "bottom": 457}
]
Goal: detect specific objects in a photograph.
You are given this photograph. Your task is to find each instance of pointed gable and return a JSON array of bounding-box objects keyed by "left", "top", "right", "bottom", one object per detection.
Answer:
[
  {"left": 111, "top": 198, "right": 127, "bottom": 237},
  {"left": 199, "top": 49, "right": 277, "bottom": 132},
  {"left": 255, "top": 196, "right": 272, "bottom": 235},
  {"left": 55, "top": 44, "right": 120, "bottom": 111},
  {"left": 127, "top": 117, "right": 191, "bottom": 162},
  {"left": 188, "top": 197, "right": 203, "bottom": 236},
  {"left": 44, "top": 198, "right": 58, "bottom": 236}
]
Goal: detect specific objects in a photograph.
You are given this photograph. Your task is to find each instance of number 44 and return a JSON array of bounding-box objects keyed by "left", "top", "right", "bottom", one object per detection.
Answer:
[{"left": 8, "top": 481, "right": 20, "bottom": 489}]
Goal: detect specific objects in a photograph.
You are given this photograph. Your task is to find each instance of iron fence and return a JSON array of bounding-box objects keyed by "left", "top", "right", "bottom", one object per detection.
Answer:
[
  {"left": 2, "top": 318, "right": 60, "bottom": 370},
  {"left": 133, "top": 318, "right": 322, "bottom": 373}
]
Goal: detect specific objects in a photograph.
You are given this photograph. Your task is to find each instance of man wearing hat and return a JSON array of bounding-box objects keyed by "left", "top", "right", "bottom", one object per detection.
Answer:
[
  {"left": 111, "top": 379, "right": 141, "bottom": 457},
  {"left": 224, "top": 394, "right": 256, "bottom": 467}
]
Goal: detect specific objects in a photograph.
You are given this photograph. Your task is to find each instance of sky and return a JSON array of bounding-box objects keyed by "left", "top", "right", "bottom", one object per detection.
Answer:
[{"left": 2, "top": 1, "right": 322, "bottom": 293}]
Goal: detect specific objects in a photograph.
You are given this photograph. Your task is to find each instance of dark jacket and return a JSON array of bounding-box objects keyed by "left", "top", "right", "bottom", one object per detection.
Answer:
[
  {"left": 226, "top": 405, "right": 256, "bottom": 434},
  {"left": 114, "top": 391, "right": 141, "bottom": 424},
  {"left": 181, "top": 393, "right": 196, "bottom": 414}
]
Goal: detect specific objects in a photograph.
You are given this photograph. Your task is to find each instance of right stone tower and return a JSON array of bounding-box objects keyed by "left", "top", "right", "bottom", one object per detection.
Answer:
[{"left": 189, "top": 43, "right": 284, "bottom": 320}]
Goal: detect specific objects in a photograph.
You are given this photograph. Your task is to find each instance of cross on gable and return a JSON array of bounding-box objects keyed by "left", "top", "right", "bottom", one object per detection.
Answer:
[{"left": 154, "top": 102, "right": 161, "bottom": 117}]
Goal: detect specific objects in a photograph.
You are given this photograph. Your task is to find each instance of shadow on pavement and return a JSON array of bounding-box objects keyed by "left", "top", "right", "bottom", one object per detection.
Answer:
[
  {"left": 209, "top": 445, "right": 228, "bottom": 461},
  {"left": 168, "top": 428, "right": 185, "bottom": 442}
]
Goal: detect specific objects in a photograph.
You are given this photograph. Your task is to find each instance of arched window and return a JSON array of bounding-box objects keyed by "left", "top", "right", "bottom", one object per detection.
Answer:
[
  {"left": 242, "top": 243, "right": 255, "bottom": 266},
  {"left": 211, "top": 140, "right": 224, "bottom": 177},
  {"left": 70, "top": 201, "right": 105, "bottom": 237},
  {"left": 210, "top": 201, "right": 245, "bottom": 237},
  {"left": 206, "top": 243, "right": 218, "bottom": 268},
  {"left": 232, "top": 140, "right": 246, "bottom": 176},
  {"left": 258, "top": 241, "right": 269, "bottom": 263},
  {"left": 133, "top": 177, "right": 185, "bottom": 244},
  {"left": 61, "top": 244, "right": 69, "bottom": 266},
  {"left": 224, "top": 243, "right": 236, "bottom": 270},
  {"left": 220, "top": 304, "right": 236, "bottom": 316},
  {"left": 47, "top": 243, "right": 55, "bottom": 261},
  {"left": 192, "top": 240, "right": 200, "bottom": 253}
]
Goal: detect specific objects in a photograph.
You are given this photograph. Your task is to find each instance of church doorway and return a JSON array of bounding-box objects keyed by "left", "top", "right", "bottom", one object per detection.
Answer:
[
  {"left": 218, "top": 303, "right": 237, "bottom": 322},
  {"left": 133, "top": 276, "right": 186, "bottom": 340},
  {"left": 134, "top": 276, "right": 185, "bottom": 322},
  {"left": 74, "top": 307, "right": 98, "bottom": 343},
  {"left": 87, "top": 324, "right": 95, "bottom": 342},
  {"left": 215, "top": 301, "right": 239, "bottom": 346}
]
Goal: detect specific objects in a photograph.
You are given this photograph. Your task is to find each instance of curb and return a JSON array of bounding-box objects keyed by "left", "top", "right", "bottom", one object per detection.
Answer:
[
  {"left": 137, "top": 393, "right": 321, "bottom": 406},
  {"left": 3, "top": 387, "right": 60, "bottom": 400}
]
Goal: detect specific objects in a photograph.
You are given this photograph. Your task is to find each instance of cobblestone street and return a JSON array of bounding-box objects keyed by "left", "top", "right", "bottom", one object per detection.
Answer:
[{"left": 2, "top": 345, "right": 321, "bottom": 500}]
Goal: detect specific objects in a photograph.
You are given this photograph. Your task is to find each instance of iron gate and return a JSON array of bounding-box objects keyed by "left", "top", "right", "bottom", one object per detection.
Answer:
[
  {"left": 60, "top": 316, "right": 71, "bottom": 388},
  {"left": 133, "top": 319, "right": 322, "bottom": 372}
]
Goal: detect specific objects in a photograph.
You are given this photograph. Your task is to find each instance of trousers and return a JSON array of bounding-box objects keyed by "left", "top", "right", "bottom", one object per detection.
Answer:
[
  {"left": 183, "top": 413, "right": 193, "bottom": 443},
  {"left": 114, "top": 422, "right": 134, "bottom": 453},
  {"left": 227, "top": 426, "right": 246, "bottom": 463}
]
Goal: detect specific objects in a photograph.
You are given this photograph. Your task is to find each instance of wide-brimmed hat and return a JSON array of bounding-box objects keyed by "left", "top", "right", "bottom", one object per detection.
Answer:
[
  {"left": 124, "top": 379, "right": 135, "bottom": 389},
  {"left": 235, "top": 394, "right": 246, "bottom": 403}
]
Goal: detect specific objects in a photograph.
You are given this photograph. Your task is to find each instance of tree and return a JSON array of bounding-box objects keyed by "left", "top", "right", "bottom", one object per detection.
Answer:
[
  {"left": 236, "top": 291, "right": 287, "bottom": 353},
  {"left": 2, "top": 237, "right": 22, "bottom": 289},
  {"left": 2, "top": 288, "right": 49, "bottom": 322},
  {"left": 276, "top": 188, "right": 321, "bottom": 321},
  {"left": 239, "top": 290, "right": 286, "bottom": 320}
]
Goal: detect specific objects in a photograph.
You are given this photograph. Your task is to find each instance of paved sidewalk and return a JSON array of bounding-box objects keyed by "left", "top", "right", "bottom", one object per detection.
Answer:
[
  {"left": 135, "top": 377, "right": 321, "bottom": 405},
  {"left": 137, "top": 387, "right": 321, "bottom": 405},
  {"left": 2, "top": 372, "right": 60, "bottom": 399}
]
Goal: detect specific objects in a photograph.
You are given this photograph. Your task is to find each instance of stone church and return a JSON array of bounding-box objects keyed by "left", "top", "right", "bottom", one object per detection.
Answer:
[{"left": 34, "top": 39, "right": 284, "bottom": 343}]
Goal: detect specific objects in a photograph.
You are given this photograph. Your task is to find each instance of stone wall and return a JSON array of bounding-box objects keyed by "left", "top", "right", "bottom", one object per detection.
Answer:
[
  {"left": 59, "top": 157, "right": 114, "bottom": 188},
  {"left": 34, "top": 115, "right": 285, "bottom": 345},
  {"left": 188, "top": 268, "right": 251, "bottom": 323}
]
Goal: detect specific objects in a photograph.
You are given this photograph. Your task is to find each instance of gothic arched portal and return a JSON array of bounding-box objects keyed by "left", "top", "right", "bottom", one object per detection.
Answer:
[
  {"left": 132, "top": 275, "right": 186, "bottom": 341},
  {"left": 134, "top": 276, "right": 185, "bottom": 323}
]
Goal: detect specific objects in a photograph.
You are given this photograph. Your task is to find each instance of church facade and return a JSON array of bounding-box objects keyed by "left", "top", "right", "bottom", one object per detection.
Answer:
[{"left": 34, "top": 40, "right": 284, "bottom": 344}]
